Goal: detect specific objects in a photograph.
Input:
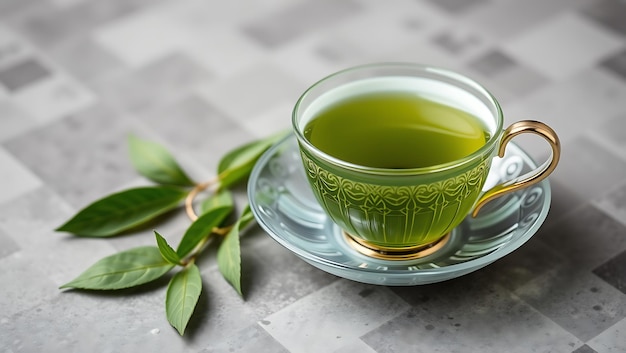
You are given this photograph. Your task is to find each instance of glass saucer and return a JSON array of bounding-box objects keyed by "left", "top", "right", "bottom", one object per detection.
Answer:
[{"left": 247, "top": 135, "right": 551, "bottom": 286}]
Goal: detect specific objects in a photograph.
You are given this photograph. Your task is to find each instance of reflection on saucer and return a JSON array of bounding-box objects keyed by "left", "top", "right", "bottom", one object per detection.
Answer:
[{"left": 248, "top": 135, "right": 551, "bottom": 286}]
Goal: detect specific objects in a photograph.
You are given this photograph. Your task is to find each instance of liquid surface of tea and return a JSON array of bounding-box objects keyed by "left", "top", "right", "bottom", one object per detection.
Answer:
[{"left": 304, "top": 92, "right": 489, "bottom": 169}]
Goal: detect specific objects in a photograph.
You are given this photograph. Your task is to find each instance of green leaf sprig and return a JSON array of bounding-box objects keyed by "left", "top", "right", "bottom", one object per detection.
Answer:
[{"left": 56, "top": 130, "right": 288, "bottom": 335}]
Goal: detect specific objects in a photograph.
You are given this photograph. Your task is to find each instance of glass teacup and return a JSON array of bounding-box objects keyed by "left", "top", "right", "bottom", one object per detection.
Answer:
[{"left": 292, "top": 63, "right": 560, "bottom": 260}]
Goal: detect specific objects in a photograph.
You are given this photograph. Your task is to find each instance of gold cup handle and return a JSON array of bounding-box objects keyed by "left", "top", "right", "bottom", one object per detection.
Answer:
[{"left": 472, "top": 120, "right": 561, "bottom": 217}]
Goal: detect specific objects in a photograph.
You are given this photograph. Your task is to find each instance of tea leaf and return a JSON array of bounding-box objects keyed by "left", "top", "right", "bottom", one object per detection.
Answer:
[
  {"left": 217, "top": 130, "right": 288, "bottom": 189},
  {"left": 239, "top": 204, "right": 254, "bottom": 229},
  {"left": 177, "top": 206, "right": 233, "bottom": 258},
  {"left": 166, "top": 264, "right": 202, "bottom": 335},
  {"left": 217, "top": 225, "right": 242, "bottom": 296},
  {"left": 216, "top": 205, "right": 256, "bottom": 297},
  {"left": 216, "top": 205, "right": 254, "bottom": 297},
  {"left": 56, "top": 186, "right": 188, "bottom": 237},
  {"left": 155, "top": 231, "right": 182, "bottom": 265},
  {"left": 60, "top": 246, "right": 174, "bottom": 290},
  {"left": 200, "top": 189, "right": 234, "bottom": 215},
  {"left": 128, "top": 134, "right": 195, "bottom": 187}
]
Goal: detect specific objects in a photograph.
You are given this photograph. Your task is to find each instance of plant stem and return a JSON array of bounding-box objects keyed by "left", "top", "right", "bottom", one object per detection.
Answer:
[
  {"left": 181, "top": 178, "right": 233, "bottom": 265},
  {"left": 213, "top": 225, "right": 233, "bottom": 236},
  {"left": 184, "top": 178, "right": 219, "bottom": 221},
  {"left": 180, "top": 225, "right": 233, "bottom": 266}
]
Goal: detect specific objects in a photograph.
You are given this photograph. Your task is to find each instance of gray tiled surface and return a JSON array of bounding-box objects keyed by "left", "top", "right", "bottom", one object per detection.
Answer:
[{"left": 0, "top": 0, "right": 625, "bottom": 352}]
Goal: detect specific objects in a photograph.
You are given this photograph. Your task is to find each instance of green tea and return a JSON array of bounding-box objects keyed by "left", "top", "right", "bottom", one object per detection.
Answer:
[{"left": 303, "top": 92, "right": 489, "bottom": 169}]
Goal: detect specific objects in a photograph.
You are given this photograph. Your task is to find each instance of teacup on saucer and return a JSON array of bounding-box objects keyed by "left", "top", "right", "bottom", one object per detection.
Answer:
[{"left": 248, "top": 135, "right": 551, "bottom": 286}]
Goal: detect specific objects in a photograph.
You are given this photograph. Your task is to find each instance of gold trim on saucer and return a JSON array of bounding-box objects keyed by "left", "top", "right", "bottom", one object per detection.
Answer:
[{"left": 343, "top": 232, "right": 450, "bottom": 260}]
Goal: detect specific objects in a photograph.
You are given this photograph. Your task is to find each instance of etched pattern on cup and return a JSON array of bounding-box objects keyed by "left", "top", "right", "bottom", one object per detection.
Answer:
[{"left": 301, "top": 151, "right": 490, "bottom": 247}]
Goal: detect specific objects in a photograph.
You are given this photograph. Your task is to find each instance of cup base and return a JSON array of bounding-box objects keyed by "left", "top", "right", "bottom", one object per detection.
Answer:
[{"left": 343, "top": 232, "right": 450, "bottom": 261}]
